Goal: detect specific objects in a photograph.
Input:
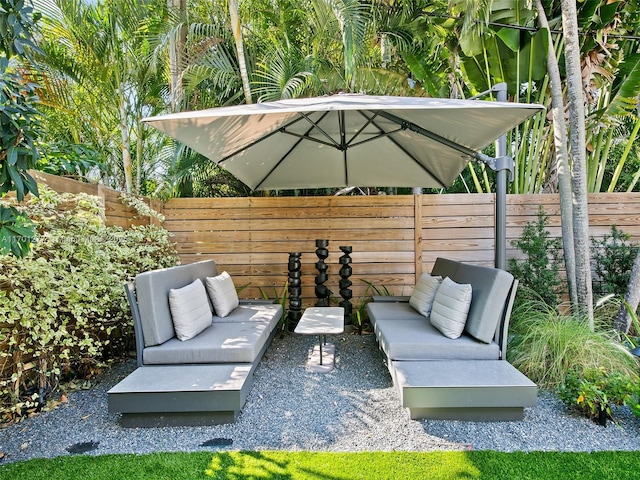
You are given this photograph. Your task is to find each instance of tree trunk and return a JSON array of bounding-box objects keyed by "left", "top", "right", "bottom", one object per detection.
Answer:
[
  {"left": 229, "top": 0, "right": 252, "bottom": 104},
  {"left": 118, "top": 88, "right": 134, "bottom": 194},
  {"left": 561, "top": 0, "right": 593, "bottom": 328},
  {"left": 536, "top": 0, "right": 578, "bottom": 309},
  {"left": 616, "top": 249, "right": 640, "bottom": 333},
  {"left": 136, "top": 115, "right": 143, "bottom": 194},
  {"left": 168, "top": 0, "right": 187, "bottom": 112}
]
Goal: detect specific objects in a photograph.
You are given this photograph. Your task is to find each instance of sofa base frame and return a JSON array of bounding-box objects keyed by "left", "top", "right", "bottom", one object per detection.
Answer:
[
  {"left": 108, "top": 363, "right": 255, "bottom": 428},
  {"left": 391, "top": 360, "right": 537, "bottom": 422}
]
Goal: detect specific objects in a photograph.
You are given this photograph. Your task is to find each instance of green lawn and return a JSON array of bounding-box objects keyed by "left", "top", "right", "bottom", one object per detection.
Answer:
[{"left": 1, "top": 450, "right": 639, "bottom": 480}]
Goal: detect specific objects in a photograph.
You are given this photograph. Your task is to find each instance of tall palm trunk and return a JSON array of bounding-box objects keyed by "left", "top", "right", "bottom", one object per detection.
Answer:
[
  {"left": 229, "top": 0, "right": 252, "bottom": 104},
  {"left": 168, "top": 0, "right": 187, "bottom": 112},
  {"left": 118, "top": 86, "right": 134, "bottom": 194},
  {"left": 561, "top": 0, "right": 593, "bottom": 327},
  {"left": 536, "top": 0, "right": 577, "bottom": 309}
]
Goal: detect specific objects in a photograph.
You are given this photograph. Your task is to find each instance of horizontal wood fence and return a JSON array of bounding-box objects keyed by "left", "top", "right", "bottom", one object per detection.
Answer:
[
  {"left": 29, "top": 171, "right": 157, "bottom": 228},
  {"left": 30, "top": 173, "right": 640, "bottom": 307},
  {"left": 163, "top": 192, "right": 640, "bottom": 305}
]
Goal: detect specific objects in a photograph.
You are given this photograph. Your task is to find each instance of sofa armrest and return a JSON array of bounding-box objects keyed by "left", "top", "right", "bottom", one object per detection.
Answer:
[
  {"left": 124, "top": 282, "right": 145, "bottom": 368},
  {"left": 498, "top": 279, "right": 519, "bottom": 360},
  {"left": 372, "top": 296, "right": 410, "bottom": 303}
]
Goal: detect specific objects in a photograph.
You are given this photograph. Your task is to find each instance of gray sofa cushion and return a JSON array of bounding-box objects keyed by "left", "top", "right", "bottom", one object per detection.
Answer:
[
  {"left": 375, "top": 318, "right": 500, "bottom": 361},
  {"left": 367, "top": 302, "right": 426, "bottom": 332},
  {"left": 135, "top": 260, "right": 218, "bottom": 347},
  {"left": 142, "top": 321, "right": 270, "bottom": 364},
  {"left": 212, "top": 304, "right": 282, "bottom": 333},
  {"left": 431, "top": 258, "right": 514, "bottom": 344}
]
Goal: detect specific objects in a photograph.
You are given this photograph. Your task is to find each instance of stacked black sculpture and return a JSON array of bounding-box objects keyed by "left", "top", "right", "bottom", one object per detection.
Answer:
[
  {"left": 287, "top": 252, "right": 302, "bottom": 331},
  {"left": 338, "top": 246, "right": 353, "bottom": 328},
  {"left": 314, "top": 239, "right": 331, "bottom": 306}
]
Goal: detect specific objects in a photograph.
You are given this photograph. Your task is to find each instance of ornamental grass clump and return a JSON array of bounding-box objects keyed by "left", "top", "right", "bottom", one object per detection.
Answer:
[
  {"left": 507, "top": 294, "right": 640, "bottom": 391},
  {"left": 0, "top": 186, "right": 179, "bottom": 421}
]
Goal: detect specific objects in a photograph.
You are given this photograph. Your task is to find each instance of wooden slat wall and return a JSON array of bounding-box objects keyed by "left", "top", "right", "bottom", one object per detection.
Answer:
[
  {"left": 164, "top": 192, "right": 640, "bottom": 306},
  {"left": 163, "top": 195, "right": 417, "bottom": 302},
  {"left": 30, "top": 171, "right": 152, "bottom": 227},
  {"left": 28, "top": 171, "right": 640, "bottom": 307}
]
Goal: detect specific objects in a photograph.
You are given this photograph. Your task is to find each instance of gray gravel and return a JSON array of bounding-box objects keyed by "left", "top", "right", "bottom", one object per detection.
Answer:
[{"left": 1, "top": 333, "right": 639, "bottom": 465}]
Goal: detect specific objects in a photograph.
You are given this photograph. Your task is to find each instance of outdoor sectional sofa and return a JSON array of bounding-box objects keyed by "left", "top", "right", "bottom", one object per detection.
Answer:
[
  {"left": 367, "top": 257, "right": 537, "bottom": 421},
  {"left": 107, "top": 260, "right": 282, "bottom": 427}
]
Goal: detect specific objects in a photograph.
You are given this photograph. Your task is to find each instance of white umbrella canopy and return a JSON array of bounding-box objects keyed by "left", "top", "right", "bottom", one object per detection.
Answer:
[{"left": 143, "top": 94, "right": 544, "bottom": 191}]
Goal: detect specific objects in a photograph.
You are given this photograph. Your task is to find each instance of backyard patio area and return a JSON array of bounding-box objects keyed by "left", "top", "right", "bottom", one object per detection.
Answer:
[{"left": 1, "top": 333, "right": 639, "bottom": 465}]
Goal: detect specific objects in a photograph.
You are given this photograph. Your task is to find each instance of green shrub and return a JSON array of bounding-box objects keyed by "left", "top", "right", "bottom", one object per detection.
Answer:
[
  {"left": 558, "top": 367, "right": 640, "bottom": 425},
  {"left": 508, "top": 294, "right": 639, "bottom": 390},
  {"left": 508, "top": 206, "right": 563, "bottom": 306},
  {"left": 592, "top": 225, "right": 639, "bottom": 298},
  {"left": 0, "top": 186, "right": 179, "bottom": 420}
]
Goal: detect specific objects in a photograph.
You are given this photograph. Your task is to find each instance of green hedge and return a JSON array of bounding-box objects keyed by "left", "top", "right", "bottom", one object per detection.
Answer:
[{"left": 0, "top": 186, "right": 179, "bottom": 420}]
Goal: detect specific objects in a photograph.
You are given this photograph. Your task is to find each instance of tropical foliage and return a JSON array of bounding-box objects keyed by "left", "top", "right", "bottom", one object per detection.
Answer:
[
  {"left": 0, "top": 186, "right": 179, "bottom": 421},
  {"left": 1, "top": 0, "right": 634, "bottom": 200}
]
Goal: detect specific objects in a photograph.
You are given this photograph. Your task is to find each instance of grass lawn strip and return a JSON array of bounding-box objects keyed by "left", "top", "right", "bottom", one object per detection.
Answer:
[{"left": 1, "top": 451, "right": 640, "bottom": 479}]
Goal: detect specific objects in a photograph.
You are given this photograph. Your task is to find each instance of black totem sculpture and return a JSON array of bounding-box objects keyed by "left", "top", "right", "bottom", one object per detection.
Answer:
[
  {"left": 314, "top": 239, "right": 331, "bottom": 307},
  {"left": 338, "top": 246, "right": 353, "bottom": 328},
  {"left": 287, "top": 252, "right": 302, "bottom": 331}
]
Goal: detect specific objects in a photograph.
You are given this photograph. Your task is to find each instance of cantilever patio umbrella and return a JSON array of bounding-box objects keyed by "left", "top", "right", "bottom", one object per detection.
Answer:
[{"left": 143, "top": 93, "right": 543, "bottom": 268}]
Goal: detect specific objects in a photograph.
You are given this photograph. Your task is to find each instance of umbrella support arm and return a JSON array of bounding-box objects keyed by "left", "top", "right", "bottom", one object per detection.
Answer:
[{"left": 474, "top": 153, "right": 515, "bottom": 182}]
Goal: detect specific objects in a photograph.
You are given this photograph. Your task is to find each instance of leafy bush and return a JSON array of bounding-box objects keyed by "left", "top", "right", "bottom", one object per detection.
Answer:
[
  {"left": 508, "top": 294, "right": 639, "bottom": 390},
  {"left": 0, "top": 186, "right": 179, "bottom": 421},
  {"left": 559, "top": 368, "right": 640, "bottom": 425},
  {"left": 592, "top": 225, "right": 638, "bottom": 298},
  {"left": 508, "top": 206, "right": 563, "bottom": 306}
]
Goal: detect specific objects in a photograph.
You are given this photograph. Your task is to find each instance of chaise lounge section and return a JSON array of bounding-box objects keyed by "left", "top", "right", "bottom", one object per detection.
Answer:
[
  {"left": 367, "top": 257, "right": 537, "bottom": 421},
  {"left": 107, "top": 260, "right": 282, "bottom": 427}
]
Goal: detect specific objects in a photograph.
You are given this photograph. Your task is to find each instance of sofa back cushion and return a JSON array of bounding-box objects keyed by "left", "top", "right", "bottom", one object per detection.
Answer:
[
  {"left": 431, "top": 258, "right": 514, "bottom": 344},
  {"left": 169, "top": 279, "right": 213, "bottom": 341},
  {"left": 429, "top": 277, "right": 472, "bottom": 339},
  {"left": 409, "top": 272, "right": 442, "bottom": 317},
  {"left": 135, "top": 260, "right": 218, "bottom": 347}
]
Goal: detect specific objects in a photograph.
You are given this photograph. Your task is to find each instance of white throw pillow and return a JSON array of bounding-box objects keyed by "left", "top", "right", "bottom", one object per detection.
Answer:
[
  {"left": 409, "top": 272, "right": 443, "bottom": 317},
  {"left": 206, "top": 271, "right": 240, "bottom": 317},
  {"left": 429, "top": 277, "right": 473, "bottom": 339},
  {"left": 168, "top": 279, "right": 212, "bottom": 341}
]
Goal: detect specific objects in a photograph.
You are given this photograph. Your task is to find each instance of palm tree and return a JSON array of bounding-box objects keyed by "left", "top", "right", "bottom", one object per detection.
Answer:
[
  {"left": 228, "top": 0, "right": 252, "bottom": 103},
  {"left": 34, "top": 0, "right": 166, "bottom": 193},
  {"left": 535, "top": 0, "right": 577, "bottom": 309},
  {"left": 561, "top": 0, "right": 593, "bottom": 327}
]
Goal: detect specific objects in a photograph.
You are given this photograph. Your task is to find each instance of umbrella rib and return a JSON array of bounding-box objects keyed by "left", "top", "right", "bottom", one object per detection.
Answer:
[
  {"left": 217, "top": 115, "right": 309, "bottom": 165},
  {"left": 376, "top": 110, "right": 479, "bottom": 158},
  {"left": 354, "top": 110, "right": 449, "bottom": 188},
  {"left": 381, "top": 132, "right": 448, "bottom": 188},
  {"left": 346, "top": 111, "right": 381, "bottom": 147},
  {"left": 254, "top": 115, "right": 328, "bottom": 190},
  {"left": 299, "top": 112, "right": 341, "bottom": 148}
]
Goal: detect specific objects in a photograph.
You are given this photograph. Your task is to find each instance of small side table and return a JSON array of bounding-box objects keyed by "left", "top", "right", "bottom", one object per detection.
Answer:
[{"left": 294, "top": 307, "right": 344, "bottom": 372}]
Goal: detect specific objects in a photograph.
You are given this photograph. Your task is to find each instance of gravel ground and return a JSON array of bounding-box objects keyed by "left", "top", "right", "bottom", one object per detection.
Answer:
[{"left": 1, "top": 333, "right": 640, "bottom": 465}]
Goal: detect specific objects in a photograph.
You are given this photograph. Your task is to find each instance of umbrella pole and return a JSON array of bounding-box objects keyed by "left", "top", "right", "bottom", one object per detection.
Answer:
[{"left": 495, "top": 85, "right": 508, "bottom": 271}]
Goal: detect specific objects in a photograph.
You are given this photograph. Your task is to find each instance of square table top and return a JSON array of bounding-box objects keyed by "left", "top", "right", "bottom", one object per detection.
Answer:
[{"left": 294, "top": 307, "right": 344, "bottom": 335}]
